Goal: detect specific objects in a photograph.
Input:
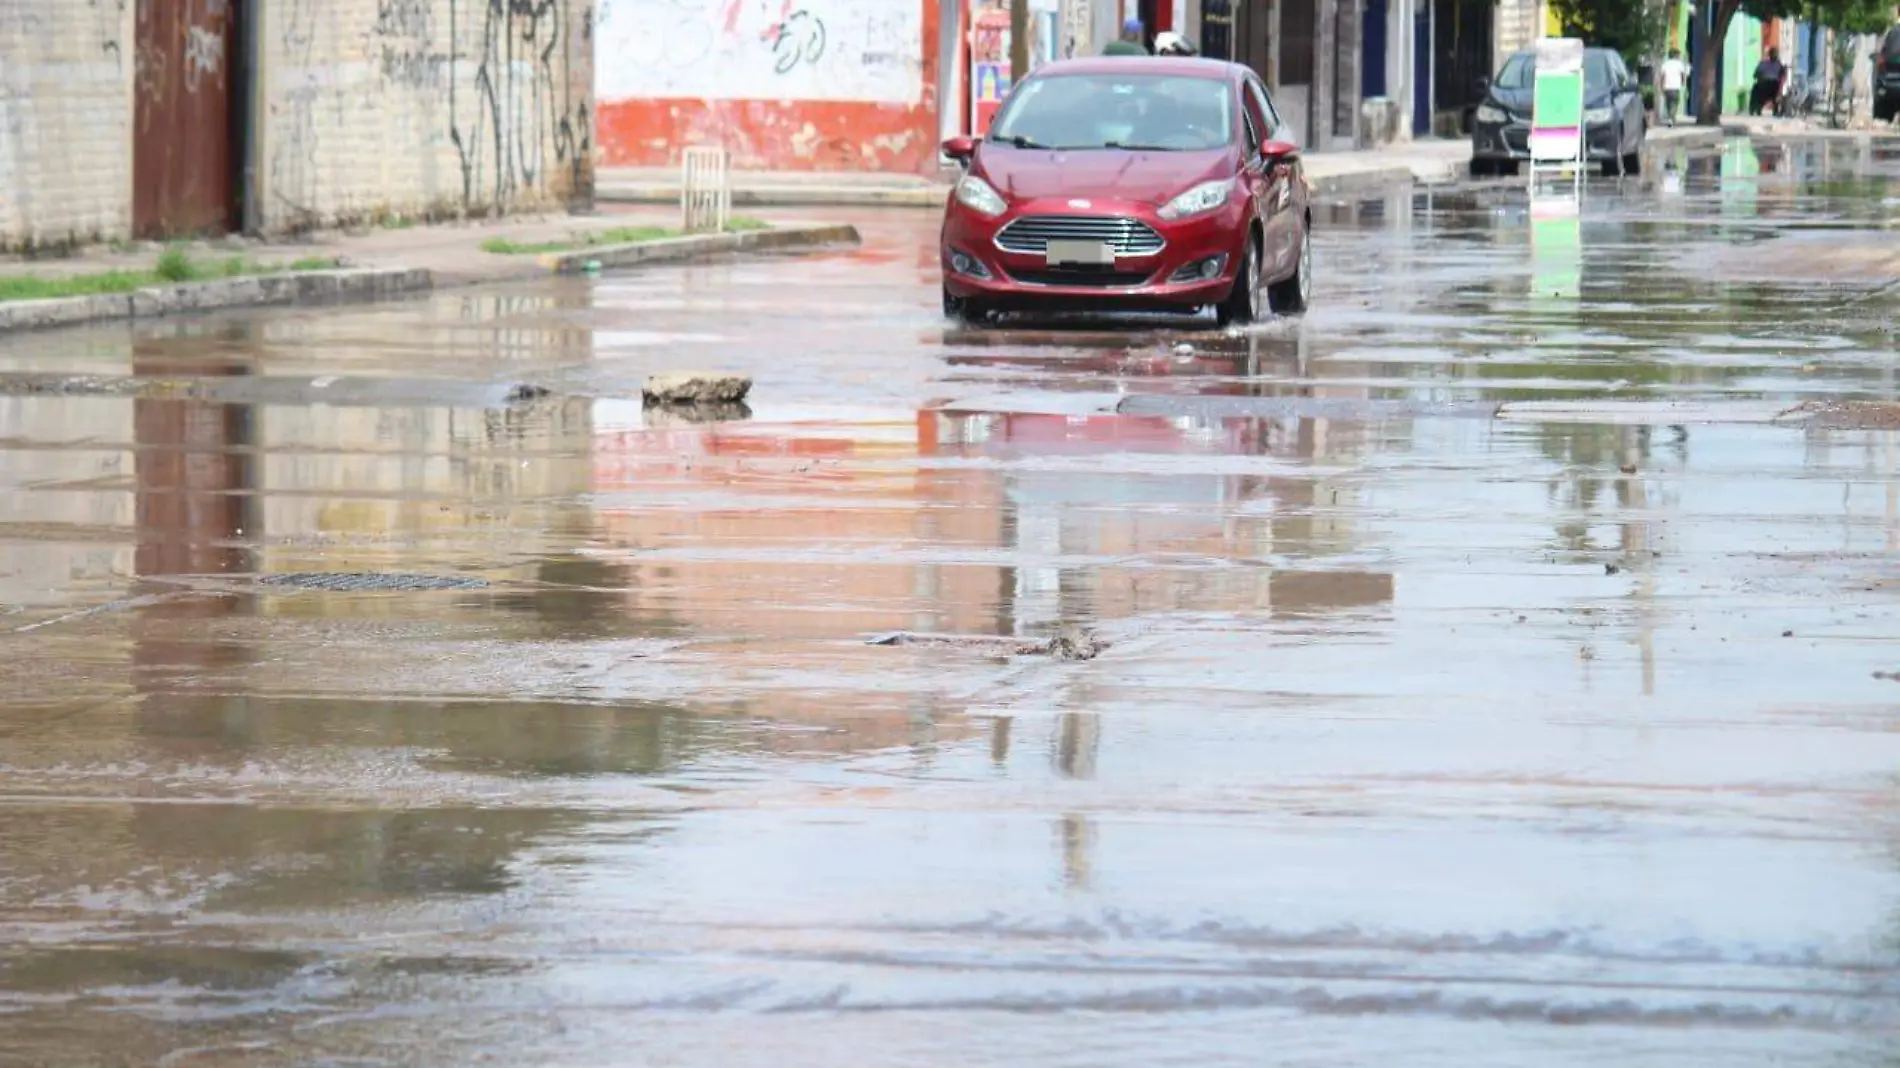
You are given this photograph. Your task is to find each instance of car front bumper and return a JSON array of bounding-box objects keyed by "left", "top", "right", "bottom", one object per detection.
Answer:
[
  {"left": 1472, "top": 118, "right": 1623, "bottom": 161},
  {"left": 941, "top": 195, "right": 1251, "bottom": 313}
]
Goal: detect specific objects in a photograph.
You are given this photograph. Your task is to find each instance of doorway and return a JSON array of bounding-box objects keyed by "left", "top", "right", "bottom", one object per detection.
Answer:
[{"left": 134, "top": 0, "right": 246, "bottom": 238}]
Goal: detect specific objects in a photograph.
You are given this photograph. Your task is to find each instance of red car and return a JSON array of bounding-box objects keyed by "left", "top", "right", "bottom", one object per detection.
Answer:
[{"left": 939, "top": 56, "right": 1312, "bottom": 326}]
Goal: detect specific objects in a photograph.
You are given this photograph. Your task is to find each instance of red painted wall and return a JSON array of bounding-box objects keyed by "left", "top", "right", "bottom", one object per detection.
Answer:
[{"left": 597, "top": 0, "right": 942, "bottom": 174}]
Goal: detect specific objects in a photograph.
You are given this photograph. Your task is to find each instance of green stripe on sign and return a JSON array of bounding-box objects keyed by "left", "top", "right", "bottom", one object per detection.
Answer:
[{"left": 1532, "top": 71, "right": 1583, "bottom": 129}]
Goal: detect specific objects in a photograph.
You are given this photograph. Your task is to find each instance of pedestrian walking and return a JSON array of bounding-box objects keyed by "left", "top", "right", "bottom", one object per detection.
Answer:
[
  {"left": 1749, "top": 47, "right": 1786, "bottom": 116},
  {"left": 1103, "top": 18, "right": 1148, "bottom": 55},
  {"left": 1659, "top": 48, "right": 1689, "bottom": 126}
]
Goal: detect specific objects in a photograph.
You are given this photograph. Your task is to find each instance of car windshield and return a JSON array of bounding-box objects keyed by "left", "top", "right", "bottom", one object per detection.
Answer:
[
  {"left": 988, "top": 73, "right": 1233, "bottom": 151},
  {"left": 1494, "top": 52, "right": 1612, "bottom": 93}
]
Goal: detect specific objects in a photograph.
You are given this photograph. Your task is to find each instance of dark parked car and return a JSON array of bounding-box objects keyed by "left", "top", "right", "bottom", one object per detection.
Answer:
[
  {"left": 1470, "top": 47, "right": 1647, "bottom": 177},
  {"left": 1875, "top": 28, "right": 1900, "bottom": 123},
  {"left": 939, "top": 57, "right": 1311, "bottom": 327}
]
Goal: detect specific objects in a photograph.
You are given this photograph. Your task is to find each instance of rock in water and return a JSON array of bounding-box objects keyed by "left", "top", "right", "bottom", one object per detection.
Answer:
[{"left": 643, "top": 371, "right": 753, "bottom": 406}]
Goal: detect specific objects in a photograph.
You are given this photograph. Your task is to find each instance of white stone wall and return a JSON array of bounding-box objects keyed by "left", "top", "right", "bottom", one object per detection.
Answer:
[
  {"left": 255, "top": 0, "right": 594, "bottom": 233},
  {"left": 1494, "top": 0, "right": 1541, "bottom": 65},
  {"left": 0, "top": 1, "right": 135, "bottom": 250}
]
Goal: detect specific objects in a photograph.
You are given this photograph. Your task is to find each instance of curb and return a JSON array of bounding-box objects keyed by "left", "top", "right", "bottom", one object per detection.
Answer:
[
  {"left": 0, "top": 224, "right": 860, "bottom": 335},
  {"left": 0, "top": 268, "right": 433, "bottom": 334},
  {"left": 596, "top": 184, "right": 947, "bottom": 209},
  {"left": 1309, "top": 164, "right": 1436, "bottom": 195},
  {"left": 539, "top": 222, "right": 861, "bottom": 274}
]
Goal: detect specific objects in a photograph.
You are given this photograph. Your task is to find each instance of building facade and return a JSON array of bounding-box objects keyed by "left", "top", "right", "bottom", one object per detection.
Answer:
[
  {"left": 595, "top": 0, "right": 944, "bottom": 173},
  {"left": 0, "top": 0, "right": 594, "bottom": 251}
]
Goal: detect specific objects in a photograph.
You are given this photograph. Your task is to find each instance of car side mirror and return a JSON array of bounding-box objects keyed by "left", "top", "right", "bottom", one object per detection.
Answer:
[
  {"left": 942, "top": 135, "right": 977, "bottom": 164},
  {"left": 1475, "top": 75, "right": 1490, "bottom": 96},
  {"left": 1261, "top": 139, "right": 1299, "bottom": 165}
]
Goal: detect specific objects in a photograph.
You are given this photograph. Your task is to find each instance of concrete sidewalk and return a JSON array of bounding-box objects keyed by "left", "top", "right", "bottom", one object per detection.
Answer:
[
  {"left": 0, "top": 210, "right": 858, "bottom": 333},
  {"left": 597, "top": 126, "right": 1729, "bottom": 208}
]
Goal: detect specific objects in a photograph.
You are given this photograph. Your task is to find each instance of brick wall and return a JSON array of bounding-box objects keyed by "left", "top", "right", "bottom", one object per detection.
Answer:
[
  {"left": 0, "top": 2, "right": 134, "bottom": 251},
  {"left": 256, "top": 0, "right": 593, "bottom": 232}
]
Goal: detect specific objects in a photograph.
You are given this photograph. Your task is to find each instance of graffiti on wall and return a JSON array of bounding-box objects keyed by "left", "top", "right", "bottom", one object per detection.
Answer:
[
  {"left": 596, "top": 0, "right": 921, "bottom": 103},
  {"left": 269, "top": 0, "right": 591, "bottom": 229},
  {"left": 445, "top": 0, "right": 592, "bottom": 208}
]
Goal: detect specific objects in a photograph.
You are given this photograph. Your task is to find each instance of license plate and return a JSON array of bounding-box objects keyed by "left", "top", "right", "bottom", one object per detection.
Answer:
[{"left": 1045, "top": 239, "right": 1114, "bottom": 266}]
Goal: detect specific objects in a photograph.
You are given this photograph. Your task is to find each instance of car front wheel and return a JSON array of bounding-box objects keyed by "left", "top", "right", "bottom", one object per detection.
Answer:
[
  {"left": 943, "top": 285, "right": 987, "bottom": 325},
  {"left": 1267, "top": 222, "right": 1311, "bottom": 316},
  {"left": 1215, "top": 233, "right": 1262, "bottom": 327}
]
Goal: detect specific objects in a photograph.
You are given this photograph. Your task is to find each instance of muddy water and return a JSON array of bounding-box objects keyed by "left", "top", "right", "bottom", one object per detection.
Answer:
[{"left": 4, "top": 139, "right": 1900, "bottom": 1067}]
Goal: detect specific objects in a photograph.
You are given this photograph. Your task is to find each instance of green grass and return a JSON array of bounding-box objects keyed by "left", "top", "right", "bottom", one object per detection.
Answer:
[
  {"left": 479, "top": 218, "right": 770, "bottom": 255},
  {"left": 0, "top": 249, "right": 341, "bottom": 304}
]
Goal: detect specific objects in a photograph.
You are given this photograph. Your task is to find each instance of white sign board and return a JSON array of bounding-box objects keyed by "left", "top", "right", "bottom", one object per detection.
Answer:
[
  {"left": 1528, "top": 36, "right": 1585, "bottom": 168},
  {"left": 598, "top": 0, "right": 924, "bottom": 103}
]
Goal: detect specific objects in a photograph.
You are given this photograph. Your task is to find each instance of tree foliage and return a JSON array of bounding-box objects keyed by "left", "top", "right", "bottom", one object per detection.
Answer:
[{"left": 1548, "top": 0, "right": 1663, "bottom": 59}]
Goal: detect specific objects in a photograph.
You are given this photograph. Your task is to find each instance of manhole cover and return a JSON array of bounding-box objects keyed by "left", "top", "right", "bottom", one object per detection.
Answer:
[{"left": 257, "top": 572, "right": 489, "bottom": 592}]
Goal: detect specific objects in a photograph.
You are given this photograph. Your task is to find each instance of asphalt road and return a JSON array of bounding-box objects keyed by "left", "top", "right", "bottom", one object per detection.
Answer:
[{"left": 3, "top": 136, "right": 1900, "bottom": 1068}]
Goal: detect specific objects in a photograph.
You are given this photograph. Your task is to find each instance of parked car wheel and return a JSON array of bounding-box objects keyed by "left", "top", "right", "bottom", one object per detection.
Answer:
[
  {"left": 1214, "top": 233, "right": 1262, "bottom": 327},
  {"left": 1622, "top": 150, "right": 1643, "bottom": 175},
  {"left": 1876, "top": 99, "right": 1897, "bottom": 122},
  {"left": 1267, "top": 222, "right": 1312, "bottom": 316},
  {"left": 1470, "top": 157, "right": 1498, "bottom": 178}
]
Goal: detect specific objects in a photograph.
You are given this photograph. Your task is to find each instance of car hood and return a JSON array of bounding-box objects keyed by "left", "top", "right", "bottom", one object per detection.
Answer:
[
  {"left": 1488, "top": 86, "right": 1610, "bottom": 116},
  {"left": 975, "top": 146, "right": 1234, "bottom": 205}
]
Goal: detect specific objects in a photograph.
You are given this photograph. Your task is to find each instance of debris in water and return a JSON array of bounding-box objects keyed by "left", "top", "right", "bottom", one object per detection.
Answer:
[
  {"left": 644, "top": 371, "right": 753, "bottom": 406},
  {"left": 868, "top": 627, "right": 1109, "bottom": 661},
  {"left": 507, "top": 383, "right": 552, "bottom": 402}
]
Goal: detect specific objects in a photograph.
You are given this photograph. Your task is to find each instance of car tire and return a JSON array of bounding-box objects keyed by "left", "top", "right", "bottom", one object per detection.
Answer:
[
  {"left": 1470, "top": 157, "right": 1496, "bottom": 178},
  {"left": 1267, "top": 221, "right": 1312, "bottom": 317},
  {"left": 1215, "top": 233, "right": 1263, "bottom": 327},
  {"left": 1622, "top": 150, "right": 1642, "bottom": 175},
  {"left": 942, "top": 285, "right": 987, "bottom": 325},
  {"left": 1877, "top": 99, "right": 1896, "bottom": 123}
]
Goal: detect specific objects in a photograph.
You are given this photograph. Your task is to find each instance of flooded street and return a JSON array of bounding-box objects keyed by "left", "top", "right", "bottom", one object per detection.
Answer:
[{"left": 6, "top": 138, "right": 1900, "bottom": 1067}]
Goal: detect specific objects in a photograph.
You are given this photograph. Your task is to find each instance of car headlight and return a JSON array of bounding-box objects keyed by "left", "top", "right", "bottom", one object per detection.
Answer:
[
  {"left": 1475, "top": 104, "right": 1507, "bottom": 123},
  {"left": 1157, "top": 178, "right": 1234, "bottom": 221},
  {"left": 954, "top": 175, "right": 1007, "bottom": 217},
  {"left": 1584, "top": 106, "right": 1614, "bottom": 124}
]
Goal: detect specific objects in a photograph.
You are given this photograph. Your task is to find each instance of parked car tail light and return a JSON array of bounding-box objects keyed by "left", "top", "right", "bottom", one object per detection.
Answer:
[
  {"left": 954, "top": 175, "right": 1007, "bottom": 217},
  {"left": 1157, "top": 178, "right": 1235, "bottom": 221}
]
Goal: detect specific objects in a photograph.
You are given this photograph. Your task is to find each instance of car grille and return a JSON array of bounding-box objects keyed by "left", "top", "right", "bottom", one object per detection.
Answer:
[
  {"left": 995, "top": 215, "right": 1166, "bottom": 256},
  {"left": 1006, "top": 266, "right": 1154, "bottom": 288},
  {"left": 1503, "top": 127, "right": 1528, "bottom": 152}
]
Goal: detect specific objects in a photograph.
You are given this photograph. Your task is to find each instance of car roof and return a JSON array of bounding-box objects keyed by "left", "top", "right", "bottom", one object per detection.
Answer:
[{"left": 1027, "top": 56, "right": 1245, "bottom": 81}]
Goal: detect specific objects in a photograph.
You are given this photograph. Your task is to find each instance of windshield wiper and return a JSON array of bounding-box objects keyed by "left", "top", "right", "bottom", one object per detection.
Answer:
[
  {"left": 987, "top": 134, "right": 1049, "bottom": 149},
  {"left": 1100, "top": 141, "right": 1177, "bottom": 151}
]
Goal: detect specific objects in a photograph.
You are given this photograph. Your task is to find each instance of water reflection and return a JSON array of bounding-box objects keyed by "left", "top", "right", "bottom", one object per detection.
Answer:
[{"left": 3, "top": 141, "right": 1900, "bottom": 1067}]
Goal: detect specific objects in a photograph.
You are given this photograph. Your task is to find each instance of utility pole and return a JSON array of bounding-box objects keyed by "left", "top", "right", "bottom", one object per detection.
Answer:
[{"left": 1011, "top": 0, "right": 1031, "bottom": 89}]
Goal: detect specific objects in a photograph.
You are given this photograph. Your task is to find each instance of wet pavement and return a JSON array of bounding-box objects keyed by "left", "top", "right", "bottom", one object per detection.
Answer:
[{"left": 4, "top": 137, "right": 1900, "bottom": 1067}]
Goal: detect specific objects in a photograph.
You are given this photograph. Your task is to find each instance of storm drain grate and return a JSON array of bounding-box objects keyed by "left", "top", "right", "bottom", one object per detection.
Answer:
[{"left": 257, "top": 572, "right": 490, "bottom": 592}]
